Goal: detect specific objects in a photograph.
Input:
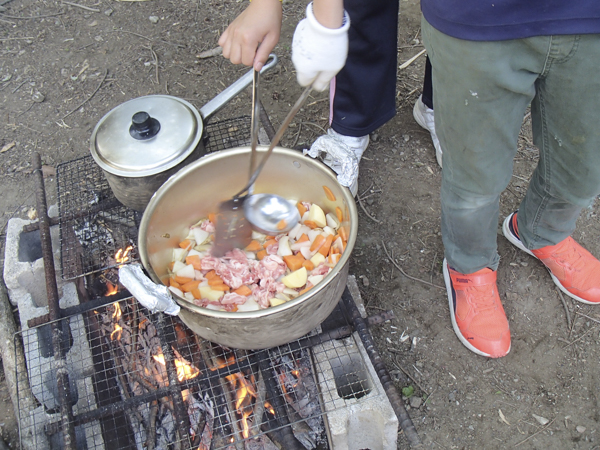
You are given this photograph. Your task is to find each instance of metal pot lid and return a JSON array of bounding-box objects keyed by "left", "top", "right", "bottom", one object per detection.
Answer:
[{"left": 90, "top": 95, "right": 203, "bottom": 177}]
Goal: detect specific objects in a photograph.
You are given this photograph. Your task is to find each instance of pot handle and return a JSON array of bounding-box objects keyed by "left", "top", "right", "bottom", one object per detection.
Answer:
[
  {"left": 198, "top": 54, "right": 278, "bottom": 121},
  {"left": 119, "top": 264, "right": 180, "bottom": 316}
]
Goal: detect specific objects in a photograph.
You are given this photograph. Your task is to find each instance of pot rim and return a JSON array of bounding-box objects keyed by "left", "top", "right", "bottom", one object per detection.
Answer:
[{"left": 138, "top": 146, "right": 358, "bottom": 319}]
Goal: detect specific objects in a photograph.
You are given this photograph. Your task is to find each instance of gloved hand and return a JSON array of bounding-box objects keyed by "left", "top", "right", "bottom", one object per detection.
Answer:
[{"left": 291, "top": 2, "right": 350, "bottom": 91}]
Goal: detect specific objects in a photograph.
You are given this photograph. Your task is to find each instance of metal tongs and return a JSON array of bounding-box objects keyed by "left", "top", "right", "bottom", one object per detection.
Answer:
[{"left": 213, "top": 75, "right": 313, "bottom": 256}]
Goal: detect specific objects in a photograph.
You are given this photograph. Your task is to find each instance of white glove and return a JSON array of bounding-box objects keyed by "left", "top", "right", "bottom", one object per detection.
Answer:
[{"left": 291, "top": 2, "right": 350, "bottom": 91}]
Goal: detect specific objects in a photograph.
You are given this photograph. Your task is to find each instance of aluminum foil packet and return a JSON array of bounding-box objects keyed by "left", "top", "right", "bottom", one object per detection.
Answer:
[
  {"left": 303, "top": 131, "right": 358, "bottom": 188},
  {"left": 119, "top": 263, "right": 180, "bottom": 316}
]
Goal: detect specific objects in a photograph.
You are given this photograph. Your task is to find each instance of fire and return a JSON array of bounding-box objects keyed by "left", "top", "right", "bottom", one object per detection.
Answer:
[
  {"left": 115, "top": 245, "right": 133, "bottom": 266},
  {"left": 110, "top": 302, "right": 123, "bottom": 340},
  {"left": 105, "top": 281, "right": 118, "bottom": 296},
  {"left": 112, "top": 302, "right": 122, "bottom": 319},
  {"left": 111, "top": 323, "right": 123, "bottom": 341},
  {"left": 174, "top": 359, "right": 200, "bottom": 382},
  {"left": 225, "top": 372, "right": 258, "bottom": 439},
  {"left": 264, "top": 402, "right": 275, "bottom": 415},
  {"left": 153, "top": 351, "right": 200, "bottom": 382}
]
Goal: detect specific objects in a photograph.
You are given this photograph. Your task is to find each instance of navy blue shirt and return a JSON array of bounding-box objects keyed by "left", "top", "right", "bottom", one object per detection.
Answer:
[{"left": 421, "top": 1, "right": 600, "bottom": 40}]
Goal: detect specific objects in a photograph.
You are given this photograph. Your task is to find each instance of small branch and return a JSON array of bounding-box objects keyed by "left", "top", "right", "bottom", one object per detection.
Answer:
[
  {"left": 382, "top": 240, "right": 445, "bottom": 290},
  {"left": 555, "top": 287, "right": 571, "bottom": 330},
  {"left": 62, "top": 68, "right": 108, "bottom": 119},
  {"left": 513, "top": 418, "right": 555, "bottom": 447},
  {"left": 0, "top": 37, "right": 33, "bottom": 41},
  {"left": 357, "top": 195, "right": 381, "bottom": 223},
  {"left": 149, "top": 45, "right": 159, "bottom": 85},
  {"left": 61, "top": 1, "right": 99, "bottom": 12},
  {"left": 0, "top": 12, "right": 64, "bottom": 19},
  {"left": 399, "top": 48, "right": 426, "bottom": 70}
]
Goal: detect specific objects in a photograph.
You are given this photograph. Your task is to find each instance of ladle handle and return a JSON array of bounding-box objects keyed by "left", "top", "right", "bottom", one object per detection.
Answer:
[
  {"left": 234, "top": 85, "right": 313, "bottom": 198},
  {"left": 248, "top": 69, "right": 260, "bottom": 184}
]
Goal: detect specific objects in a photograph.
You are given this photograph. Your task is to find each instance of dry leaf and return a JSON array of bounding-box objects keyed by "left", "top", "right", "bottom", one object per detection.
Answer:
[
  {"left": 196, "top": 46, "right": 223, "bottom": 59},
  {"left": 498, "top": 409, "right": 510, "bottom": 425},
  {"left": 0, "top": 141, "right": 15, "bottom": 153},
  {"left": 532, "top": 414, "right": 549, "bottom": 426},
  {"left": 27, "top": 208, "right": 37, "bottom": 220}
]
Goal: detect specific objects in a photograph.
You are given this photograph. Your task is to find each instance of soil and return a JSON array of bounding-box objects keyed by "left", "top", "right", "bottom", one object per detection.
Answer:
[{"left": 1, "top": 0, "right": 600, "bottom": 449}]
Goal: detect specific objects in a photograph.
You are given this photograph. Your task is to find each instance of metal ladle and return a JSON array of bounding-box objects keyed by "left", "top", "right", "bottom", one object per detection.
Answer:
[{"left": 213, "top": 79, "right": 312, "bottom": 255}]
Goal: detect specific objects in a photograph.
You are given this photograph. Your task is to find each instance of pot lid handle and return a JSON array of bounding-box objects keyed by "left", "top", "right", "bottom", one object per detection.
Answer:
[{"left": 129, "top": 111, "right": 161, "bottom": 140}]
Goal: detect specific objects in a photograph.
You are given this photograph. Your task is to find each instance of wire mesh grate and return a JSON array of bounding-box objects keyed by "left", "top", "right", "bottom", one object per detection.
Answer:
[
  {"left": 16, "top": 298, "right": 380, "bottom": 450},
  {"left": 57, "top": 117, "right": 252, "bottom": 280}
]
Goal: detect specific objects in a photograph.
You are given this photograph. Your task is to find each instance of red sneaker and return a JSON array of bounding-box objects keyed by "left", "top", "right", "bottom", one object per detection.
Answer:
[
  {"left": 503, "top": 212, "right": 600, "bottom": 304},
  {"left": 443, "top": 259, "right": 511, "bottom": 358}
]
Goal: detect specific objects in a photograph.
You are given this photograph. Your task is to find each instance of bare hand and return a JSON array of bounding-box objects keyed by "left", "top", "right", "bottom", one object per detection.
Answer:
[{"left": 218, "top": 0, "right": 282, "bottom": 71}]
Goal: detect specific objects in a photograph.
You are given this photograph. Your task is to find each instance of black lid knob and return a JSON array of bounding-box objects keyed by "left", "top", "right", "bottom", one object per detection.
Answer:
[{"left": 129, "top": 111, "right": 161, "bottom": 140}]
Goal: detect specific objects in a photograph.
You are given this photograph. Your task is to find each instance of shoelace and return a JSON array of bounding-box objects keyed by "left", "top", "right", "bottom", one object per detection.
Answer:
[
  {"left": 546, "top": 240, "right": 585, "bottom": 272},
  {"left": 465, "top": 285, "right": 497, "bottom": 314}
]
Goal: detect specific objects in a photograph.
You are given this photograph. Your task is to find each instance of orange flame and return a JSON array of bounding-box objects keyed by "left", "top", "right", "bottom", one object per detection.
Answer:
[
  {"left": 241, "top": 411, "right": 251, "bottom": 439},
  {"left": 153, "top": 352, "right": 199, "bottom": 382},
  {"left": 115, "top": 245, "right": 133, "bottom": 266},
  {"left": 264, "top": 402, "right": 275, "bottom": 415},
  {"left": 111, "top": 323, "right": 123, "bottom": 340},
  {"left": 106, "top": 282, "right": 118, "bottom": 296},
  {"left": 112, "top": 302, "right": 122, "bottom": 319}
]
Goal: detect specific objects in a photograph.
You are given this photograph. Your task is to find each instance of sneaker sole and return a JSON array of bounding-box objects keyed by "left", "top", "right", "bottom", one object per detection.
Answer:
[
  {"left": 502, "top": 214, "right": 596, "bottom": 305},
  {"left": 412, "top": 100, "right": 443, "bottom": 169},
  {"left": 442, "top": 259, "right": 510, "bottom": 358}
]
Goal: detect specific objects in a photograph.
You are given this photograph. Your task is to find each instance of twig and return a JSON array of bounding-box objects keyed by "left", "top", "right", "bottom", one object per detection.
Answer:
[
  {"left": 574, "top": 311, "right": 600, "bottom": 325},
  {"left": 399, "top": 49, "right": 426, "bottom": 70},
  {"left": 389, "top": 353, "right": 430, "bottom": 397},
  {"left": 562, "top": 326, "right": 597, "bottom": 349},
  {"left": 513, "top": 418, "right": 555, "bottom": 447},
  {"left": 291, "top": 122, "right": 302, "bottom": 148},
  {"left": 0, "top": 37, "right": 33, "bottom": 41},
  {"left": 0, "top": 12, "right": 64, "bottom": 19},
  {"left": 298, "top": 120, "right": 328, "bottom": 135},
  {"left": 357, "top": 195, "right": 381, "bottom": 223},
  {"left": 381, "top": 240, "right": 445, "bottom": 290},
  {"left": 62, "top": 68, "right": 108, "bottom": 119},
  {"left": 61, "top": 1, "right": 99, "bottom": 12},
  {"left": 555, "top": 287, "right": 572, "bottom": 330},
  {"left": 149, "top": 45, "right": 159, "bottom": 84},
  {"left": 12, "top": 79, "right": 28, "bottom": 93}
]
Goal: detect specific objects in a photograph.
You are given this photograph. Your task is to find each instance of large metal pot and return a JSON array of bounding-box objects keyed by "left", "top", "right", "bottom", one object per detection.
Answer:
[
  {"left": 90, "top": 56, "right": 277, "bottom": 212},
  {"left": 138, "top": 146, "right": 358, "bottom": 349}
]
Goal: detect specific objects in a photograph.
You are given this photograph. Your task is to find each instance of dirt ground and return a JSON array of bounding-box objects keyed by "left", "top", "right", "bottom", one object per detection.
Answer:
[{"left": 1, "top": 0, "right": 600, "bottom": 449}]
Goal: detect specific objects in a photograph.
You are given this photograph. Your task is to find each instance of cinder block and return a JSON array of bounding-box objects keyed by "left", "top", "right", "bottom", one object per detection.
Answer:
[{"left": 311, "top": 276, "right": 398, "bottom": 450}]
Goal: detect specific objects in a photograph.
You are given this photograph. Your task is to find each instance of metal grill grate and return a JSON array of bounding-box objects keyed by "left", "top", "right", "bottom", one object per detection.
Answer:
[
  {"left": 57, "top": 117, "right": 252, "bottom": 280},
  {"left": 17, "top": 298, "right": 379, "bottom": 450}
]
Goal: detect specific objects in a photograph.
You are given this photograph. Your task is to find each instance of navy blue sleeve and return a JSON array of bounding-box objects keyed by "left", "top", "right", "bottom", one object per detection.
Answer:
[{"left": 421, "top": 0, "right": 600, "bottom": 40}]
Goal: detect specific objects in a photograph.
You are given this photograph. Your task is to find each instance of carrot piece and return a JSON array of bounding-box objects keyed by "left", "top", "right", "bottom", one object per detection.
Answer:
[
  {"left": 191, "top": 288, "right": 202, "bottom": 299},
  {"left": 263, "top": 239, "right": 278, "bottom": 248},
  {"left": 310, "top": 234, "right": 326, "bottom": 252},
  {"left": 323, "top": 185, "right": 336, "bottom": 201},
  {"left": 328, "top": 253, "right": 341, "bottom": 265},
  {"left": 186, "top": 255, "right": 202, "bottom": 270},
  {"left": 338, "top": 226, "right": 348, "bottom": 243},
  {"left": 283, "top": 254, "right": 306, "bottom": 271},
  {"left": 170, "top": 278, "right": 181, "bottom": 288},
  {"left": 298, "top": 285, "right": 312, "bottom": 295},
  {"left": 245, "top": 240, "right": 262, "bottom": 252},
  {"left": 208, "top": 275, "right": 225, "bottom": 286},
  {"left": 257, "top": 249, "right": 267, "bottom": 260},
  {"left": 304, "top": 220, "right": 318, "bottom": 229},
  {"left": 277, "top": 219, "right": 288, "bottom": 230},
  {"left": 297, "top": 202, "right": 307, "bottom": 217},
  {"left": 297, "top": 233, "right": 309, "bottom": 243},
  {"left": 210, "top": 283, "right": 230, "bottom": 291},
  {"left": 208, "top": 213, "right": 216, "bottom": 224},
  {"left": 335, "top": 206, "right": 343, "bottom": 223},
  {"left": 205, "top": 270, "right": 217, "bottom": 279},
  {"left": 265, "top": 236, "right": 276, "bottom": 240},
  {"left": 318, "top": 234, "right": 334, "bottom": 256},
  {"left": 174, "top": 276, "right": 194, "bottom": 284},
  {"left": 181, "top": 280, "right": 201, "bottom": 292},
  {"left": 233, "top": 285, "right": 252, "bottom": 296},
  {"left": 179, "top": 239, "right": 192, "bottom": 249},
  {"left": 230, "top": 306, "right": 239, "bottom": 312},
  {"left": 302, "top": 260, "right": 315, "bottom": 271}
]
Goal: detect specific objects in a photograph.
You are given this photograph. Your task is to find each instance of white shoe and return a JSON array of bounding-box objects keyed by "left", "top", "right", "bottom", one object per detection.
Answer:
[
  {"left": 413, "top": 95, "right": 442, "bottom": 168},
  {"left": 304, "top": 129, "right": 369, "bottom": 197}
]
